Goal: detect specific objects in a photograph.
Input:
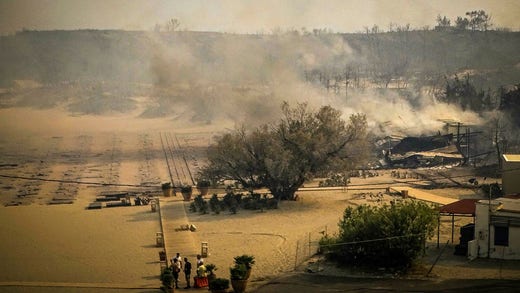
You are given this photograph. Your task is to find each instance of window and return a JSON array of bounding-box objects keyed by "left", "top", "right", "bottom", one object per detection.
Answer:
[{"left": 494, "top": 225, "right": 509, "bottom": 246}]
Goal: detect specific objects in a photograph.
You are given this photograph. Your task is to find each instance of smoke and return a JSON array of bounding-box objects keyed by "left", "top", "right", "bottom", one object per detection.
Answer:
[
  {"left": 147, "top": 33, "right": 352, "bottom": 125},
  {"left": 338, "top": 89, "right": 483, "bottom": 137},
  {"left": 147, "top": 32, "right": 482, "bottom": 136}
]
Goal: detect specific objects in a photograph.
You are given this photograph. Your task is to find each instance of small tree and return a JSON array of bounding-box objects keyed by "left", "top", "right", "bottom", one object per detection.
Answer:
[
  {"left": 435, "top": 15, "right": 451, "bottom": 30},
  {"left": 166, "top": 18, "right": 180, "bottom": 32},
  {"left": 455, "top": 16, "right": 469, "bottom": 31},
  {"left": 320, "top": 200, "right": 438, "bottom": 271},
  {"left": 466, "top": 10, "right": 492, "bottom": 31}
]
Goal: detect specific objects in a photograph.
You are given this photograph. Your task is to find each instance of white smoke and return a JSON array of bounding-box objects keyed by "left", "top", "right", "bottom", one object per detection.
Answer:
[{"left": 147, "top": 32, "right": 482, "bottom": 135}]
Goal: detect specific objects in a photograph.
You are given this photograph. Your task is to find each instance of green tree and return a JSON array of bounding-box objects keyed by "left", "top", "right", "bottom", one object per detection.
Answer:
[
  {"left": 320, "top": 200, "right": 438, "bottom": 270},
  {"left": 435, "top": 15, "right": 451, "bottom": 30},
  {"left": 466, "top": 10, "right": 492, "bottom": 31},
  {"left": 499, "top": 84, "right": 520, "bottom": 127},
  {"left": 441, "top": 75, "right": 491, "bottom": 112},
  {"left": 455, "top": 16, "right": 469, "bottom": 30},
  {"left": 201, "top": 102, "right": 368, "bottom": 200}
]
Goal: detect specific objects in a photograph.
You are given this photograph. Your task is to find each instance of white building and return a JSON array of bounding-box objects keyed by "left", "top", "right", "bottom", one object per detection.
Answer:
[
  {"left": 502, "top": 154, "right": 520, "bottom": 196},
  {"left": 468, "top": 197, "right": 520, "bottom": 260}
]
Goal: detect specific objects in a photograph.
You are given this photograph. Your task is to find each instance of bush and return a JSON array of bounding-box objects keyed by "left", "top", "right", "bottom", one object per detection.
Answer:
[
  {"left": 181, "top": 185, "right": 193, "bottom": 193},
  {"left": 222, "top": 192, "right": 238, "bottom": 213},
  {"left": 161, "top": 182, "right": 171, "bottom": 190},
  {"left": 160, "top": 267, "right": 174, "bottom": 289},
  {"left": 321, "top": 200, "right": 438, "bottom": 271},
  {"left": 319, "top": 173, "right": 349, "bottom": 187},
  {"left": 209, "top": 277, "right": 229, "bottom": 290},
  {"left": 205, "top": 263, "right": 217, "bottom": 274},
  {"left": 234, "top": 254, "right": 255, "bottom": 269},
  {"left": 209, "top": 194, "right": 221, "bottom": 214},
  {"left": 192, "top": 191, "right": 277, "bottom": 214},
  {"left": 480, "top": 183, "right": 503, "bottom": 199},
  {"left": 196, "top": 179, "right": 211, "bottom": 188},
  {"left": 189, "top": 202, "right": 197, "bottom": 213},
  {"left": 193, "top": 195, "right": 209, "bottom": 214},
  {"left": 230, "top": 263, "right": 247, "bottom": 280},
  {"left": 240, "top": 193, "right": 278, "bottom": 210}
]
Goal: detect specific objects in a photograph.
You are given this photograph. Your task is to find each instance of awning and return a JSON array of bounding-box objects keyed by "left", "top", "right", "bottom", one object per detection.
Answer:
[
  {"left": 438, "top": 198, "right": 479, "bottom": 246},
  {"left": 439, "top": 198, "right": 479, "bottom": 216}
]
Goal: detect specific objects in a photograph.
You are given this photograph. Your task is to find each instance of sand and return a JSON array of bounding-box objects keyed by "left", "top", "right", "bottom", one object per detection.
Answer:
[{"left": 0, "top": 107, "right": 518, "bottom": 292}]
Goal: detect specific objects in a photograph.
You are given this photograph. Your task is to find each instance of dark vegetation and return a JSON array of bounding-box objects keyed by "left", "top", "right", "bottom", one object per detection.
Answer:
[
  {"left": 189, "top": 192, "right": 278, "bottom": 214},
  {"left": 319, "top": 200, "right": 438, "bottom": 272},
  {"left": 0, "top": 28, "right": 519, "bottom": 118},
  {"left": 1, "top": 29, "right": 518, "bottom": 88}
]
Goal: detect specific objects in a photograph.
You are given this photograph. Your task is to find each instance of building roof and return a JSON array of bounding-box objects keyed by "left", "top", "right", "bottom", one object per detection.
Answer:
[
  {"left": 391, "top": 134, "right": 453, "bottom": 155},
  {"left": 503, "top": 154, "right": 520, "bottom": 162},
  {"left": 439, "top": 198, "right": 480, "bottom": 216},
  {"left": 497, "top": 198, "right": 520, "bottom": 213}
]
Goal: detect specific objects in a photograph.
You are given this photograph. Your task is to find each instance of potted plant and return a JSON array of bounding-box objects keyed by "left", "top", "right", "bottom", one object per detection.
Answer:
[
  {"left": 180, "top": 185, "right": 193, "bottom": 201},
  {"left": 160, "top": 266, "right": 175, "bottom": 293},
  {"left": 229, "top": 264, "right": 248, "bottom": 293},
  {"left": 233, "top": 254, "right": 255, "bottom": 280},
  {"left": 206, "top": 263, "right": 218, "bottom": 282},
  {"left": 161, "top": 182, "right": 172, "bottom": 197},
  {"left": 209, "top": 277, "right": 229, "bottom": 293},
  {"left": 196, "top": 179, "right": 211, "bottom": 196}
]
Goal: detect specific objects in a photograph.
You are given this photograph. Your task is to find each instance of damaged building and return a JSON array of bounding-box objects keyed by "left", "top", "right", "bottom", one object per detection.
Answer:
[{"left": 379, "top": 133, "right": 465, "bottom": 168}]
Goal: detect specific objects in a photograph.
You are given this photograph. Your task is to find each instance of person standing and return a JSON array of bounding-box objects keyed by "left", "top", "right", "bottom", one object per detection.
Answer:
[
  {"left": 183, "top": 257, "right": 192, "bottom": 289},
  {"left": 174, "top": 252, "right": 183, "bottom": 270},
  {"left": 196, "top": 254, "right": 204, "bottom": 267},
  {"left": 172, "top": 258, "right": 181, "bottom": 289}
]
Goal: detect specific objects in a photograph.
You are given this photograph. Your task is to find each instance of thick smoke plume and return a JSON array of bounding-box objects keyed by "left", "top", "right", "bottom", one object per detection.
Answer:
[{"left": 147, "top": 32, "right": 480, "bottom": 135}]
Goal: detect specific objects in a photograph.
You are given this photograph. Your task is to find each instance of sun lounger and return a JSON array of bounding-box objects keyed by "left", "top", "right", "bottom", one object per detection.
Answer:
[
  {"left": 87, "top": 202, "right": 103, "bottom": 209},
  {"left": 95, "top": 196, "right": 119, "bottom": 202},
  {"left": 48, "top": 199, "right": 74, "bottom": 205}
]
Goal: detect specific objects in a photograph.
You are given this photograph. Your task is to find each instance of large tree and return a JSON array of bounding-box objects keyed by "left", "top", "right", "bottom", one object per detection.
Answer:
[{"left": 201, "top": 102, "right": 368, "bottom": 200}]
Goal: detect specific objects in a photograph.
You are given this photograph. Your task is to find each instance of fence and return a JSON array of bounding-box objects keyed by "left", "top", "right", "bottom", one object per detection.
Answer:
[
  {"left": 294, "top": 225, "right": 330, "bottom": 269},
  {"left": 293, "top": 230, "right": 428, "bottom": 270}
]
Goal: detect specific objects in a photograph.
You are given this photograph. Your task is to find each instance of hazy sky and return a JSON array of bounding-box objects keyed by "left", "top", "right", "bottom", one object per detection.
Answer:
[{"left": 1, "top": 0, "right": 519, "bottom": 35}]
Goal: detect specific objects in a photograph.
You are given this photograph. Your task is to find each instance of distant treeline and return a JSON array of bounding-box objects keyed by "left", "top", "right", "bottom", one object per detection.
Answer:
[{"left": 0, "top": 29, "right": 518, "bottom": 89}]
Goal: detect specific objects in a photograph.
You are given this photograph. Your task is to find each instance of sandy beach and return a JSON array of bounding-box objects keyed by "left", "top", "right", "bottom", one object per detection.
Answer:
[{"left": 0, "top": 107, "right": 519, "bottom": 293}]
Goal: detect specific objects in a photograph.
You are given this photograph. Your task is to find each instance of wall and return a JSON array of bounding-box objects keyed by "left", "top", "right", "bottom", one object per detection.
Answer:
[
  {"left": 473, "top": 200, "right": 520, "bottom": 260},
  {"left": 502, "top": 155, "right": 520, "bottom": 195}
]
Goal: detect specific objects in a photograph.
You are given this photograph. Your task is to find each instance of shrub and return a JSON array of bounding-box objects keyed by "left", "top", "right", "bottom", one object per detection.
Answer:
[
  {"left": 193, "top": 195, "right": 209, "bottom": 214},
  {"left": 196, "top": 179, "right": 211, "bottom": 188},
  {"left": 205, "top": 263, "right": 217, "bottom": 274},
  {"left": 160, "top": 267, "right": 174, "bottom": 289},
  {"left": 321, "top": 200, "right": 438, "bottom": 271},
  {"left": 161, "top": 182, "right": 171, "bottom": 190},
  {"left": 319, "top": 173, "right": 349, "bottom": 187},
  {"left": 230, "top": 263, "right": 247, "bottom": 280},
  {"left": 480, "top": 183, "right": 503, "bottom": 199},
  {"left": 223, "top": 191, "right": 243, "bottom": 213},
  {"left": 234, "top": 254, "right": 255, "bottom": 269},
  {"left": 189, "top": 202, "right": 197, "bottom": 213},
  {"left": 209, "top": 194, "right": 221, "bottom": 214},
  {"left": 209, "top": 277, "right": 229, "bottom": 290},
  {"left": 181, "top": 185, "right": 193, "bottom": 193}
]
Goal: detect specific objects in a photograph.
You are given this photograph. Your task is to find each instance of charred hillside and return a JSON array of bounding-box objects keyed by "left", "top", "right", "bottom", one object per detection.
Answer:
[{"left": 0, "top": 29, "right": 519, "bottom": 88}]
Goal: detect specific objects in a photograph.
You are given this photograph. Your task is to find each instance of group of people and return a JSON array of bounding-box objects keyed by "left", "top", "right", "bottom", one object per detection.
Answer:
[{"left": 170, "top": 253, "right": 206, "bottom": 289}]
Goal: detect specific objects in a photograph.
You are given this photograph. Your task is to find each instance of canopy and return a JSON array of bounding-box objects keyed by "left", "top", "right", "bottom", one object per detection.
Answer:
[{"left": 439, "top": 198, "right": 479, "bottom": 216}]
